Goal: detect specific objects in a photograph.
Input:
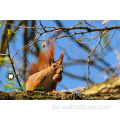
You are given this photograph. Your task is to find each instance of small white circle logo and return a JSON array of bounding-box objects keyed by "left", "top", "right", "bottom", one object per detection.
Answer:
[
  {"left": 5, "top": 71, "right": 16, "bottom": 83},
  {"left": 7, "top": 73, "right": 15, "bottom": 80}
]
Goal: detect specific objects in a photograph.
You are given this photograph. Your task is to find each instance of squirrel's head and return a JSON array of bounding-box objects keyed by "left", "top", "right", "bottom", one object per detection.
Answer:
[{"left": 48, "top": 50, "right": 64, "bottom": 83}]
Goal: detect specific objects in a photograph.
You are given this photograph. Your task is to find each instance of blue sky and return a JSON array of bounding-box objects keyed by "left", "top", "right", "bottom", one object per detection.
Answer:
[{"left": 0, "top": 20, "right": 120, "bottom": 92}]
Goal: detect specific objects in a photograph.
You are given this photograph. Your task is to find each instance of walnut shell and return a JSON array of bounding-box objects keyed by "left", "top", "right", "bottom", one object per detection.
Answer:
[{"left": 53, "top": 74, "right": 62, "bottom": 82}]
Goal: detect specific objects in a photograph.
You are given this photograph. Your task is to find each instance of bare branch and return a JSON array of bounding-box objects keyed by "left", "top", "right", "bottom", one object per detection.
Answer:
[
  {"left": 63, "top": 71, "right": 94, "bottom": 84},
  {"left": 6, "top": 36, "right": 23, "bottom": 91},
  {"left": 103, "top": 29, "right": 116, "bottom": 49},
  {"left": 86, "top": 33, "right": 104, "bottom": 89}
]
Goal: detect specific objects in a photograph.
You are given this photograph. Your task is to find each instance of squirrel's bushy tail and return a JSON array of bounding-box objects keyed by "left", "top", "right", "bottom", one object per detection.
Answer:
[{"left": 28, "top": 62, "right": 39, "bottom": 75}]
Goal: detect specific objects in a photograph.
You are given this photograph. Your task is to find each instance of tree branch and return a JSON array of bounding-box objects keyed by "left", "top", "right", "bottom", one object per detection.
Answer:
[{"left": 6, "top": 36, "right": 23, "bottom": 91}]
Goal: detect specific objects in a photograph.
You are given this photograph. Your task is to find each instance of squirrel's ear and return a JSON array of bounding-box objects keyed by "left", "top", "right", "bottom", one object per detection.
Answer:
[
  {"left": 49, "top": 58, "right": 55, "bottom": 66},
  {"left": 56, "top": 51, "right": 64, "bottom": 64},
  {"left": 47, "top": 40, "right": 55, "bottom": 66},
  {"left": 49, "top": 58, "right": 52, "bottom": 66},
  {"left": 49, "top": 58, "right": 54, "bottom": 66}
]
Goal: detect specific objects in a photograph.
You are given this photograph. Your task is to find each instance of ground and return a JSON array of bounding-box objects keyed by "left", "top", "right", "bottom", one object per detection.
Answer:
[{"left": 0, "top": 91, "right": 120, "bottom": 100}]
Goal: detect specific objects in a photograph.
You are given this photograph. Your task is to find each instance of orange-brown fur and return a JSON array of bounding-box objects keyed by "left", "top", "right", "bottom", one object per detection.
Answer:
[{"left": 26, "top": 41, "right": 64, "bottom": 92}]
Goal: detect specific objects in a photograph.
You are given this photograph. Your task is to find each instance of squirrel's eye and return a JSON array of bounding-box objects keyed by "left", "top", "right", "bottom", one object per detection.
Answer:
[{"left": 53, "top": 65, "right": 56, "bottom": 67}]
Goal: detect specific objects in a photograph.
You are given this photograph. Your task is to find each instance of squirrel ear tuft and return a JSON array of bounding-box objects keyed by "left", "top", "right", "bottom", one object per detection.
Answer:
[
  {"left": 56, "top": 51, "right": 64, "bottom": 64},
  {"left": 47, "top": 40, "right": 55, "bottom": 66},
  {"left": 49, "top": 58, "right": 52, "bottom": 66}
]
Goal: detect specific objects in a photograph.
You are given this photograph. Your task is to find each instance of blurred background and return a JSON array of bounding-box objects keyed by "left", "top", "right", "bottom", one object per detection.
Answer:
[{"left": 0, "top": 20, "right": 120, "bottom": 92}]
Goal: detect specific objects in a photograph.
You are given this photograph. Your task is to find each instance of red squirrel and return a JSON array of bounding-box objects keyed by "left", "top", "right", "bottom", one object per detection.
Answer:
[{"left": 25, "top": 40, "right": 64, "bottom": 93}]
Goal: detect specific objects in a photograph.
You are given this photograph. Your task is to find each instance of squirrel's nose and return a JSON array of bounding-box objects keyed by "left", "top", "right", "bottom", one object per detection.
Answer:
[{"left": 59, "top": 68, "right": 63, "bottom": 74}]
